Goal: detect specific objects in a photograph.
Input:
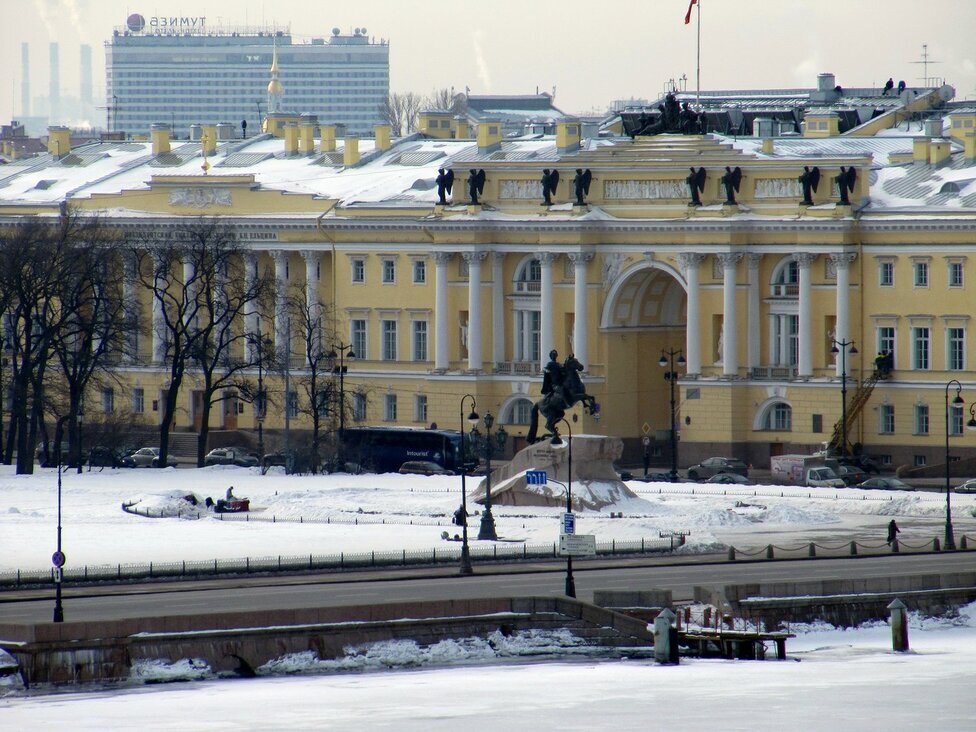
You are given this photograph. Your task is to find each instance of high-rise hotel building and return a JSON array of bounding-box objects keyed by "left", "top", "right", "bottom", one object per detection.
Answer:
[{"left": 106, "top": 16, "right": 389, "bottom": 137}]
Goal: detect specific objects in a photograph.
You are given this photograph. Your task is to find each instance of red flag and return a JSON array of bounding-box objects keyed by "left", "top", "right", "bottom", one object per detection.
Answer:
[{"left": 684, "top": 0, "right": 697, "bottom": 24}]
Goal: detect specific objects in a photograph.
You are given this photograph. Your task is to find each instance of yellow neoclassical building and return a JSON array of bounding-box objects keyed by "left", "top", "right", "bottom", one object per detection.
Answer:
[{"left": 3, "top": 82, "right": 976, "bottom": 472}]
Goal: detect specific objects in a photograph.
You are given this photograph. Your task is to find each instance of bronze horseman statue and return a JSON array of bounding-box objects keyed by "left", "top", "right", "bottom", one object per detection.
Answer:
[{"left": 526, "top": 350, "right": 599, "bottom": 443}]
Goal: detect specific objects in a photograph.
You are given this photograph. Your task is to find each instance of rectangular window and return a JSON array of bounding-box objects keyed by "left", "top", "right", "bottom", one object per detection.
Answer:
[
  {"left": 877, "top": 326, "right": 896, "bottom": 357},
  {"left": 287, "top": 390, "right": 298, "bottom": 418},
  {"left": 351, "top": 319, "right": 367, "bottom": 361},
  {"left": 913, "top": 261, "right": 928, "bottom": 287},
  {"left": 812, "top": 414, "right": 823, "bottom": 433},
  {"left": 382, "top": 320, "right": 398, "bottom": 361},
  {"left": 950, "top": 404, "right": 964, "bottom": 436},
  {"left": 949, "top": 261, "right": 964, "bottom": 288},
  {"left": 912, "top": 327, "right": 930, "bottom": 370},
  {"left": 879, "top": 261, "right": 894, "bottom": 287},
  {"left": 914, "top": 455, "right": 927, "bottom": 467},
  {"left": 132, "top": 388, "right": 145, "bottom": 414},
  {"left": 382, "top": 258, "right": 396, "bottom": 284},
  {"left": 412, "top": 320, "right": 428, "bottom": 361},
  {"left": 352, "top": 392, "right": 367, "bottom": 421},
  {"left": 351, "top": 258, "right": 365, "bottom": 284},
  {"left": 880, "top": 404, "right": 895, "bottom": 434},
  {"left": 414, "top": 394, "right": 428, "bottom": 423},
  {"left": 413, "top": 259, "right": 426, "bottom": 284},
  {"left": 102, "top": 387, "right": 115, "bottom": 413},
  {"left": 384, "top": 393, "right": 397, "bottom": 421},
  {"left": 914, "top": 404, "right": 929, "bottom": 435},
  {"left": 948, "top": 327, "right": 965, "bottom": 370}
]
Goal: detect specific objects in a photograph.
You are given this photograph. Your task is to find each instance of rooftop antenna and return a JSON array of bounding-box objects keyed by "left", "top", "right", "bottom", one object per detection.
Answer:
[{"left": 911, "top": 43, "right": 942, "bottom": 87}]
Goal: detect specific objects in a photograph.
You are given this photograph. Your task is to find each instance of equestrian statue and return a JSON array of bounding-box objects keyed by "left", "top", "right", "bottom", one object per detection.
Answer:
[{"left": 526, "top": 350, "right": 600, "bottom": 443}]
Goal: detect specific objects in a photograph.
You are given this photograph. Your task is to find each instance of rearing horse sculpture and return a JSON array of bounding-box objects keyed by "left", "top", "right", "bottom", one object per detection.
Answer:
[{"left": 527, "top": 351, "right": 599, "bottom": 443}]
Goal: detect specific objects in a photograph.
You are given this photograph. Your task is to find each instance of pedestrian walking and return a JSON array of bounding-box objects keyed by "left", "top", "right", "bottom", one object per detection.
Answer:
[{"left": 887, "top": 519, "right": 900, "bottom": 545}]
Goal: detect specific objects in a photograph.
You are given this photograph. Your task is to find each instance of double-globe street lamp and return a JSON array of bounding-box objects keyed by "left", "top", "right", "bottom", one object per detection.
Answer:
[
  {"left": 327, "top": 342, "right": 355, "bottom": 465},
  {"left": 458, "top": 395, "right": 480, "bottom": 575},
  {"left": 943, "top": 381, "right": 976, "bottom": 550},
  {"left": 659, "top": 349, "right": 686, "bottom": 483},
  {"left": 831, "top": 339, "right": 858, "bottom": 456},
  {"left": 477, "top": 412, "right": 499, "bottom": 541},
  {"left": 552, "top": 417, "right": 575, "bottom": 598}
]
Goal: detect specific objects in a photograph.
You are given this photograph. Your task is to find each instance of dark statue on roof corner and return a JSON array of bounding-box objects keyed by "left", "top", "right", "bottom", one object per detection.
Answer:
[
  {"left": 436, "top": 168, "right": 454, "bottom": 204},
  {"left": 627, "top": 93, "right": 704, "bottom": 138},
  {"left": 526, "top": 350, "right": 600, "bottom": 443}
]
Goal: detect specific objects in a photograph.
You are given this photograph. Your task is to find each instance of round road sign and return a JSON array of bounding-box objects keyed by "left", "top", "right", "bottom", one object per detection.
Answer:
[{"left": 52, "top": 551, "right": 66, "bottom": 568}]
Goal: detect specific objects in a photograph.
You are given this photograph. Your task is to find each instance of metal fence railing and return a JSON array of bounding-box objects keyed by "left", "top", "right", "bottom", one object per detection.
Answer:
[{"left": 0, "top": 536, "right": 675, "bottom": 589}]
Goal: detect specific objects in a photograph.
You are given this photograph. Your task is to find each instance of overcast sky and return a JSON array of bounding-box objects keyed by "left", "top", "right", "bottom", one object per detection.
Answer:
[{"left": 2, "top": 0, "right": 975, "bottom": 127}]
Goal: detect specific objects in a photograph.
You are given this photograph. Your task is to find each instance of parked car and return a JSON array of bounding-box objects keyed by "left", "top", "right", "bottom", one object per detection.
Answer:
[
  {"left": 841, "top": 455, "right": 882, "bottom": 475},
  {"left": 398, "top": 460, "right": 454, "bottom": 476},
  {"left": 954, "top": 479, "right": 976, "bottom": 494},
  {"left": 204, "top": 447, "right": 259, "bottom": 467},
  {"left": 127, "top": 446, "right": 161, "bottom": 468},
  {"left": 706, "top": 472, "right": 755, "bottom": 485},
  {"left": 835, "top": 464, "right": 867, "bottom": 486},
  {"left": 87, "top": 446, "right": 130, "bottom": 468},
  {"left": 687, "top": 457, "right": 749, "bottom": 481},
  {"left": 856, "top": 477, "right": 916, "bottom": 492}
]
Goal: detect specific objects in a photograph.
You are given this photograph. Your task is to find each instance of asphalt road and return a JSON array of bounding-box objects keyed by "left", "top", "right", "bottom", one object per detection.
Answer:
[{"left": 3, "top": 551, "right": 976, "bottom": 625}]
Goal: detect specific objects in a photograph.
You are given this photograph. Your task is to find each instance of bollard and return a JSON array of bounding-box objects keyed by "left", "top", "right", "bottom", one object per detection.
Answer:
[
  {"left": 850, "top": 541, "right": 858, "bottom": 556},
  {"left": 766, "top": 544, "right": 774, "bottom": 559},
  {"left": 703, "top": 607, "right": 712, "bottom": 627},
  {"left": 933, "top": 537, "right": 941, "bottom": 552},
  {"left": 962, "top": 535, "right": 969, "bottom": 550},
  {"left": 654, "top": 608, "right": 679, "bottom": 665},
  {"left": 808, "top": 543, "right": 816, "bottom": 557},
  {"left": 888, "top": 599, "right": 909, "bottom": 652},
  {"left": 891, "top": 538, "right": 899, "bottom": 554},
  {"left": 728, "top": 546, "right": 736, "bottom": 561},
  {"left": 684, "top": 607, "right": 691, "bottom": 625}
]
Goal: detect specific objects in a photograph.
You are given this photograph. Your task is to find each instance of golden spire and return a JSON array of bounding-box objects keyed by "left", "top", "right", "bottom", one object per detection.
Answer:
[{"left": 267, "top": 40, "right": 284, "bottom": 111}]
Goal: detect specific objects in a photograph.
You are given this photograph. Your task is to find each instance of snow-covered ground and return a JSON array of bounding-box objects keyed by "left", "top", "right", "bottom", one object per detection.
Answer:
[
  {"left": 3, "top": 463, "right": 976, "bottom": 728},
  {"left": 3, "top": 463, "right": 975, "bottom": 573}
]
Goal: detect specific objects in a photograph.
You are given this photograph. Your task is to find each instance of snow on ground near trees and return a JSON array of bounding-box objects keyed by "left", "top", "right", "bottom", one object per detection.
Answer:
[{"left": 2, "top": 464, "right": 976, "bottom": 572}]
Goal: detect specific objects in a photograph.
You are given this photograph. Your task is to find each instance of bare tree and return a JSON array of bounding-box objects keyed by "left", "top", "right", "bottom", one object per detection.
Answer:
[{"left": 381, "top": 91, "right": 426, "bottom": 136}]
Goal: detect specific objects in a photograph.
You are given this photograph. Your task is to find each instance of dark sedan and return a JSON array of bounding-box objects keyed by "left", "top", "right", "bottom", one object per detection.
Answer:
[
  {"left": 687, "top": 457, "right": 749, "bottom": 481},
  {"left": 856, "top": 477, "right": 915, "bottom": 492}
]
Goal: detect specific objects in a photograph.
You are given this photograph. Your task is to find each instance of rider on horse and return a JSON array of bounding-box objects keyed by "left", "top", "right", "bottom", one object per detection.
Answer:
[{"left": 527, "top": 351, "right": 599, "bottom": 443}]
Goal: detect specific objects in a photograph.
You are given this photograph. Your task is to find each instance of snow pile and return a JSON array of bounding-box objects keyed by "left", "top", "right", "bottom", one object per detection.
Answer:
[
  {"left": 122, "top": 491, "right": 210, "bottom": 519},
  {"left": 130, "top": 658, "right": 212, "bottom": 683},
  {"left": 258, "top": 628, "right": 595, "bottom": 676}
]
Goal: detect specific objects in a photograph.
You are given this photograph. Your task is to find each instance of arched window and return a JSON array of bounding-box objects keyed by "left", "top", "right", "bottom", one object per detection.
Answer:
[
  {"left": 514, "top": 258, "right": 541, "bottom": 293},
  {"left": 760, "top": 402, "right": 792, "bottom": 431},
  {"left": 771, "top": 259, "right": 799, "bottom": 297},
  {"left": 503, "top": 398, "right": 534, "bottom": 425}
]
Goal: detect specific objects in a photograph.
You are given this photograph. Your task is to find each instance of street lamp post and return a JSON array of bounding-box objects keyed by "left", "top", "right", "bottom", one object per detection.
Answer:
[
  {"left": 328, "top": 342, "right": 355, "bottom": 440},
  {"left": 659, "top": 349, "right": 686, "bottom": 483},
  {"left": 255, "top": 329, "right": 268, "bottom": 473},
  {"left": 945, "top": 380, "right": 965, "bottom": 550},
  {"left": 831, "top": 339, "right": 858, "bottom": 456},
  {"left": 458, "top": 395, "right": 479, "bottom": 575},
  {"left": 53, "top": 415, "right": 69, "bottom": 623},
  {"left": 478, "top": 412, "right": 499, "bottom": 541},
  {"left": 76, "top": 402, "right": 84, "bottom": 475},
  {"left": 552, "top": 417, "right": 575, "bottom": 598}
]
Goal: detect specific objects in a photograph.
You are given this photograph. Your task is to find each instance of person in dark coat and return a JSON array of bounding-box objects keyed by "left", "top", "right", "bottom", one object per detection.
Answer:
[{"left": 887, "top": 519, "right": 900, "bottom": 545}]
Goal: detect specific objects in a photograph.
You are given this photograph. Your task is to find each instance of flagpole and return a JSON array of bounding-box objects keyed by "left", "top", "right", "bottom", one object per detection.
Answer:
[{"left": 696, "top": 0, "right": 701, "bottom": 110}]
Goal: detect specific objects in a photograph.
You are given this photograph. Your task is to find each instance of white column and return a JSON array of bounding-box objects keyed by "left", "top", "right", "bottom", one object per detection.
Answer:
[
  {"left": 678, "top": 253, "right": 705, "bottom": 376},
  {"left": 537, "top": 252, "right": 556, "bottom": 357},
  {"left": 747, "top": 254, "right": 762, "bottom": 371},
  {"left": 719, "top": 253, "right": 743, "bottom": 377},
  {"left": 492, "top": 252, "right": 505, "bottom": 367},
  {"left": 122, "top": 250, "right": 138, "bottom": 362},
  {"left": 243, "top": 252, "right": 259, "bottom": 361},
  {"left": 464, "top": 251, "right": 486, "bottom": 371},
  {"left": 434, "top": 253, "right": 450, "bottom": 371},
  {"left": 831, "top": 253, "right": 856, "bottom": 376},
  {"left": 152, "top": 252, "right": 166, "bottom": 363},
  {"left": 794, "top": 252, "right": 815, "bottom": 378},
  {"left": 303, "top": 250, "right": 321, "bottom": 356},
  {"left": 272, "top": 251, "right": 289, "bottom": 359},
  {"left": 569, "top": 252, "right": 593, "bottom": 368}
]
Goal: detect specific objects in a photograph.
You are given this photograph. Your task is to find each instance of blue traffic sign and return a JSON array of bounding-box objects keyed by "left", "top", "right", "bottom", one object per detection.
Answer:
[
  {"left": 562, "top": 512, "right": 576, "bottom": 535},
  {"left": 526, "top": 470, "right": 547, "bottom": 485}
]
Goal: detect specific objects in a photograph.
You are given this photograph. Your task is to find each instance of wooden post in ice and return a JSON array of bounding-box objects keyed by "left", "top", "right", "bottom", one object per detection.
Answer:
[
  {"left": 654, "top": 608, "right": 679, "bottom": 665},
  {"left": 888, "top": 599, "right": 909, "bottom": 652}
]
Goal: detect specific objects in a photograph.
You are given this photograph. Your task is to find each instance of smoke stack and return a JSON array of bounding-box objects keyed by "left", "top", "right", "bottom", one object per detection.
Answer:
[
  {"left": 49, "top": 42, "right": 60, "bottom": 123},
  {"left": 21, "top": 43, "right": 30, "bottom": 117},
  {"left": 80, "top": 45, "right": 93, "bottom": 107}
]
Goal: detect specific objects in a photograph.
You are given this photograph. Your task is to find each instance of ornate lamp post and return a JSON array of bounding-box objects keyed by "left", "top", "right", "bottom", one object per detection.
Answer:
[
  {"left": 552, "top": 417, "right": 575, "bottom": 598},
  {"left": 659, "top": 349, "right": 686, "bottom": 483},
  {"left": 458, "top": 395, "right": 479, "bottom": 575},
  {"left": 53, "top": 416, "right": 69, "bottom": 623},
  {"left": 255, "top": 328, "right": 268, "bottom": 471},
  {"left": 831, "top": 339, "right": 858, "bottom": 456},
  {"left": 944, "top": 380, "right": 965, "bottom": 550},
  {"left": 76, "top": 401, "right": 84, "bottom": 475},
  {"left": 478, "top": 411, "right": 499, "bottom": 541},
  {"left": 327, "top": 342, "right": 355, "bottom": 441}
]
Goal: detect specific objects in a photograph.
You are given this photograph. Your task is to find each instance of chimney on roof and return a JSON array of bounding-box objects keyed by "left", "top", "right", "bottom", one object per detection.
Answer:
[
  {"left": 477, "top": 121, "right": 502, "bottom": 154},
  {"left": 556, "top": 119, "right": 581, "bottom": 153},
  {"left": 375, "top": 124, "right": 391, "bottom": 152},
  {"left": 46, "top": 125, "right": 70, "bottom": 157},
  {"left": 453, "top": 116, "right": 469, "bottom": 139},
  {"left": 201, "top": 125, "right": 218, "bottom": 155},
  {"left": 343, "top": 136, "right": 360, "bottom": 166},
  {"left": 320, "top": 124, "right": 337, "bottom": 152},
  {"left": 300, "top": 114, "right": 317, "bottom": 154},
  {"left": 151, "top": 124, "right": 171, "bottom": 156},
  {"left": 284, "top": 123, "right": 299, "bottom": 155}
]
